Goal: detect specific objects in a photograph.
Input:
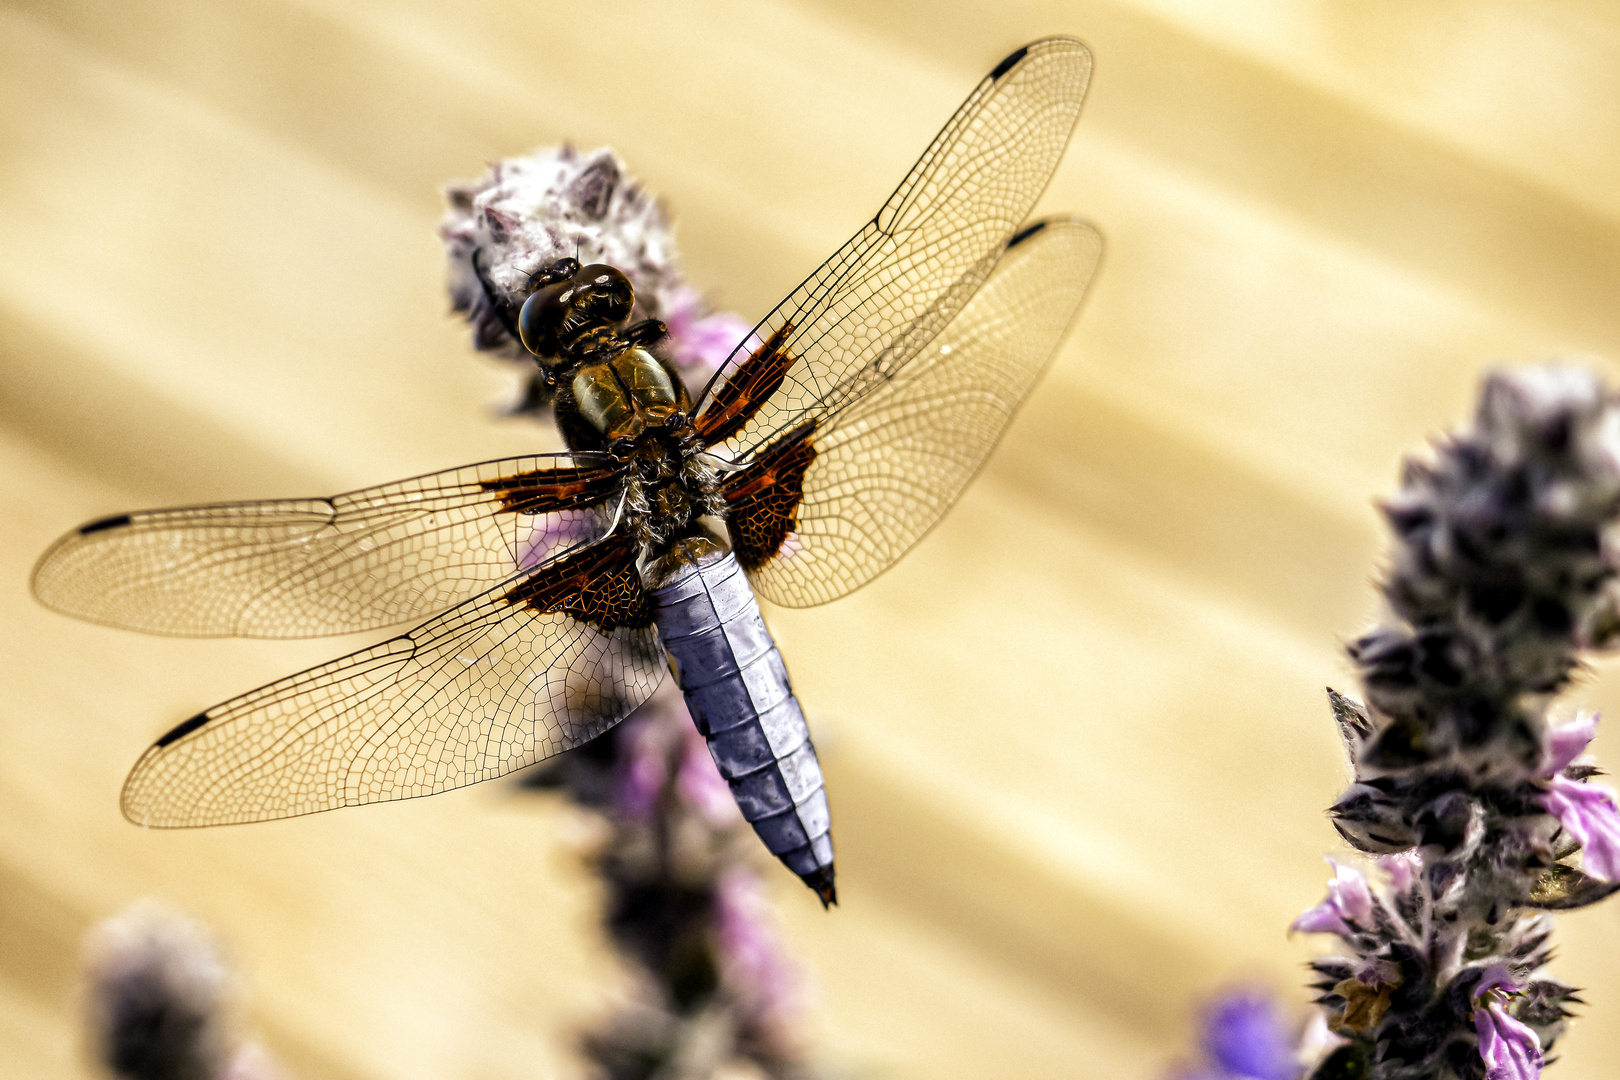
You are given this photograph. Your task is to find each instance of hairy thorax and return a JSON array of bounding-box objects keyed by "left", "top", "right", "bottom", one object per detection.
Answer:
[{"left": 560, "top": 346, "right": 723, "bottom": 551}]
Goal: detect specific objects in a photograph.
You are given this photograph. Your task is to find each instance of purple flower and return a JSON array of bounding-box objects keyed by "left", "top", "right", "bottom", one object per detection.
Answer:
[
  {"left": 516, "top": 510, "right": 597, "bottom": 572},
  {"left": 714, "top": 868, "right": 803, "bottom": 1053},
  {"left": 613, "top": 715, "right": 668, "bottom": 821},
  {"left": 676, "top": 722, "right": 740, "bottom": 827},
  {"left": 1542, "top": 711, "right": 1598, "bottom": 775},
  {"left": 1199, "top": 990, "right": 1300, "bottom": 1080},
  {"left": 1473, "top": 969, "right": 1543, "bottom": 1080},
  {"left": 1376, "top": 851, "right": 1420, "bottom": 893},
  {"left": 1540, "top": 774, "right": 1620, "bottom": 881},
  {"left": 1290, "top": 859, "right": 1373, "bottom": 936},
  {"left": 661, "top": 285, "right": 757, "bottom": 386}
]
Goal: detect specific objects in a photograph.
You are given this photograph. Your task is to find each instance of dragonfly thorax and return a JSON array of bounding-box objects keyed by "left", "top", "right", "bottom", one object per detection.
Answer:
[
  {"left": 571, "top": 347, "right": 683, "bottom": 445},
  {"left": 618, "top": 432, "right": 725, "bottom": 551}
]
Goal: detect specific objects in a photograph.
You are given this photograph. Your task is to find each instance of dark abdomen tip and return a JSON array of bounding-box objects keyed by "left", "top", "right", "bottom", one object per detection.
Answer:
[{"left": 801, "top": 865, "right": 837, "bottom": 909}]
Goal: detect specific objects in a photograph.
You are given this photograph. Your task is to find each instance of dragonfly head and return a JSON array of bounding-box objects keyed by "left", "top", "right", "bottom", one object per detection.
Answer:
[{"left": 519, "top": 262, "right": 635, "bottom": 363}]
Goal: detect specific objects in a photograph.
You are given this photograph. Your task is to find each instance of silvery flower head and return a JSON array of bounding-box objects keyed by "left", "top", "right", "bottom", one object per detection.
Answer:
[{"left": 440, "top": 145, "right": 749, "bottom": 413}]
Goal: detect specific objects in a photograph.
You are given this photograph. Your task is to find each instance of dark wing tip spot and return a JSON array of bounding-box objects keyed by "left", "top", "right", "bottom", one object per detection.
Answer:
[
  {"left": 1007, "top": 219, "right": 1049, "bottom": 248},
  {"left": 989, "top": 44, "right": 1030, "bottom": 81},
  {"left": 79, "top": 513, "right": 133, "bottom": 536},
  {"left": 155, "top": 712, "right": 211, "bottom": 748}
]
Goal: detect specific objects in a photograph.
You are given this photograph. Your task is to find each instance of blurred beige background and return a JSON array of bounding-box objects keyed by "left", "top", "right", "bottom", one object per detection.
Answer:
[{"left": 4, "top": 1, "right": 1620, "bottom": 1077}]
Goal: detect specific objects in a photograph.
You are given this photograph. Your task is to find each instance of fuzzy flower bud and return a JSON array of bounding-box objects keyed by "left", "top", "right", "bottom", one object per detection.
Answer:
[{"left": 464, "top": 141, "right": 812, "bottom": 1077}]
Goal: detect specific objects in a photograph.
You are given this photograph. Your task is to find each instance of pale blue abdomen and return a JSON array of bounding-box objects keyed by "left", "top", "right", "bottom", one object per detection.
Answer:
[{"left": 650, "top": 548, "right": 835, "bottom": 902}]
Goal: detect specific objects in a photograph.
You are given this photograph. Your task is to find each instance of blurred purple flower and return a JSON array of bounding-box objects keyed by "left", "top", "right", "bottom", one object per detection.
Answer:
[
  {"left": 661, "top": 286, "right": 756, "bottom": 385},
  {"left": 714, "top": 868, "right": 803, "bottom": 1056},
  {"left": 1290, "top": 859, "right": 1372, "bottom": 936},
  {"left": 83, "top": 901, "right": 286, "bottom": 1080},
  {"left": 677, "top": 725, "right": 741, "bottom": 828},
  {"left": 1473, "top": 969, "right": 1543, "bottom": 1080},
  {"left": 613, "top": 715, "right": 668, "bottom": 821},
  {"left": 1540, "top": 775, "right": 1620, "bottom": 881},
  {"left": 1199, "top": 990, "right": 1300, "bottom": 1080},
  {"left": 1165, "top": 989, "right": 1303, "bottom": 1080}
]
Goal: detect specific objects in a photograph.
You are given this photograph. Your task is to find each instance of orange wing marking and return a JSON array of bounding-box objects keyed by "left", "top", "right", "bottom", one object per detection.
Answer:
[
  {"left": 692, "top": 322, "right": 797, "bottom": 444},
  {"left": 501, "top": 533, "right": 653, "bottom": 631},
  {"left": 480, "top": 463, "right": 625, "bottom": 515},
  {"left": 722, "top": 423, "right": 818, "bottom": 571}
]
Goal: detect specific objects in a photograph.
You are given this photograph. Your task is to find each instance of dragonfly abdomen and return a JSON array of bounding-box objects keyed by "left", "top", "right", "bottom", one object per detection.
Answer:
[{"left": 650, "top": 548, "right": 836, "bottom": 906}]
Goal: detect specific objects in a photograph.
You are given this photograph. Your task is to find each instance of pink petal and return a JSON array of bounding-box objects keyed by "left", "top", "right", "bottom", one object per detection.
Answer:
[
  {"left": 1377, "top": 851, "right": 1421, "bottom": 893},
  {"left": 1289, "top": 906, "right": 1351, "bottom": 936},
  {"left": 614, "top": 720, "right": 667, "bottom": 821},
  {"left": 1474, "top": 1001, "right": 1543, "bottom": 1080},
  {"left": 1328, "top": 859, "right": 1374, "bottom": 923},
  {"left": 1472, "top": 965, "right": 1521, "bottom": 999},
  {"left": 714, "top": 868, "right": 803, "bottom": 1047},
  {"left": 1542, "top": 712, "right": 1599, "bottom": 776},
  {"left": 1289, "top": 905, "right": 1351, "bottom": 936},
  {"left": 1290, "top": 859, "right": 1372, "bottom": 935},
  {"left": 660, "top": 285, "right": 756, "bottom": 384},
  {"left": 1541, "top": 775, "right": 1620, "bottom": 881}
]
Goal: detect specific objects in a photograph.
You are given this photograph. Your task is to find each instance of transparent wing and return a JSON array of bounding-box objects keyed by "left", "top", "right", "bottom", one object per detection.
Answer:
[
  {"left": 728, "top": 217, "right": 1103, "bottom": 607},
  {"left": 693, "top": 37, "right": 1092, "bottom": 458},
  {"left": 121, "top": 536, "right": 663, "bottom": 826},
  {"left": 32, "top": 454, "right": 625, "bottom": 638}
]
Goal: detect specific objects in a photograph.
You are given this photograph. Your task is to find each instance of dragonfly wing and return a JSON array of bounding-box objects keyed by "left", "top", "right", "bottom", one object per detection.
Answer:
[
  {"left": 693, "top": 38, "right": 1092, "bottom": 456},
  {"left": 724, "top": 217, "right": 1102, "bottom": 606},
  {"left": 32, "top": 454, "right": 625, "bottom": 638},
  {"left": 121, "top": 533, "right": 662, "bottom": 826}
]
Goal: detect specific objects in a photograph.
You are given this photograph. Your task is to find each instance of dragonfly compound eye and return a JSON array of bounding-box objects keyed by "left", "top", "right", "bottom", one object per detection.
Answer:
[
  {"left": 569, "top": 264, "right": 635, "bottom": 326},
  {"left": 518, "top": 280, "right": 571, "bottom": 358}
]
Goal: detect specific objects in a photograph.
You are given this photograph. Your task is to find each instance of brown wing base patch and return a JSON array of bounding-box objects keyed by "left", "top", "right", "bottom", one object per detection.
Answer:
[
  {"left": 692, "top": 322, "right": 796, "bottom": 444},
  {"left": 502, "top": 533, "right": 653, "bottom": 630},
  {"left": 480, "top": 463, "right": 625, "bottom": 515},
  {"left": 722, "top": 423, "right": 817, "bottom": 571}
]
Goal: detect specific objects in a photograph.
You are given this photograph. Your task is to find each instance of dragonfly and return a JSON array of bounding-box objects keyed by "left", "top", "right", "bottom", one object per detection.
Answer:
[{"left": 32, "top": 37, "right": 1102, "bottom": 907}]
